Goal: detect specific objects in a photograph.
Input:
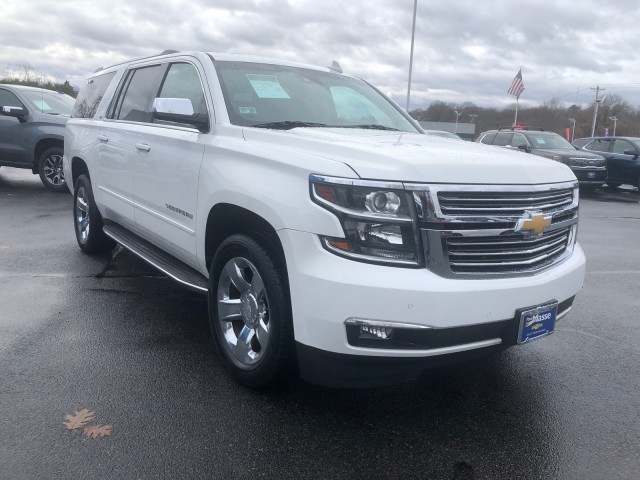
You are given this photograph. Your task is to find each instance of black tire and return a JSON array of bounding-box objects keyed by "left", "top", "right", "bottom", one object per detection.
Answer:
[
  {"left": 38, "top": 147, "right": 67, "bottom": 192},
  {"left": 606, "top": 181, "right": 621, "bottom": 189},
  {"left": 208, "top": 234, "right": 295, "bottom": 389},
  {"left": 73, "top": 174, "right": 115, "bottom": 253}
]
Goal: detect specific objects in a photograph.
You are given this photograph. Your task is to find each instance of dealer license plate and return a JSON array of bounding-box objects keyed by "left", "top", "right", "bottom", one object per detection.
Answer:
[
  {"left": 517, "top": 301, "right": 558, "bottom": 344},
  {"left": 587, "top": 171, "right": 596, "bottom": 179}
]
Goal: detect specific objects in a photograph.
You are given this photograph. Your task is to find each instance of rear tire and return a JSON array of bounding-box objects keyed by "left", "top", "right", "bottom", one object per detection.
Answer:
[
  {"left": 73, "top": 174, "right": 115, "bottom": 253},
  {"left": 208, "top": 234, "right": 295, "bottom": 389},
  {"left": 38, "top": 147, "right": 67, "bottom": 192}
]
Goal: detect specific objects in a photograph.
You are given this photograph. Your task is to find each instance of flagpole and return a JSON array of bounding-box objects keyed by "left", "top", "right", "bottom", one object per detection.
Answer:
[{"left": 514, "top": 96, "right": 519, "bottom": 126}]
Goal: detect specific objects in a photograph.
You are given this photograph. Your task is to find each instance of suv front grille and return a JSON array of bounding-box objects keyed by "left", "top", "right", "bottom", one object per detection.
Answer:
[{"left": 408, "top": 182, "right": 579, "bottom": 278}]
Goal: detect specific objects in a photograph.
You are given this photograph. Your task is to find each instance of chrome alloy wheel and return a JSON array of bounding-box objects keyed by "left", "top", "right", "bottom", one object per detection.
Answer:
[
  {"left": 75, "top": 186, "right": 90, "bottom": 244},
  {"left": 217, "top": 257, "right": 270, "bottom": 368},
  {"left": 43, "top": 153, "right": 65, "bottom": 186}
]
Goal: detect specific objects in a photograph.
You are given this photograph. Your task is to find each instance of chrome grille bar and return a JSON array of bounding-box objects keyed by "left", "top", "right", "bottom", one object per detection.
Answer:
[
  {"left": 450, "top": 245, "right": 566, "bottom": 269},
  {"left": 448, "top": 235, "right": 568, "bottom": 258},
  {"left": 447, "top": 229, "right": 567, "bottom": 248},
  {"left": 438, "top": 190, "right": 574, "bottom": 216}
]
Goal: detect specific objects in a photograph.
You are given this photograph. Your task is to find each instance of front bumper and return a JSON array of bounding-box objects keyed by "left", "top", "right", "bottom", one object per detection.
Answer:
[
  {"left": 280, "top": 229, "right": 585, "bottom": 386},
  {"left": 296, "top": 297, "right": 574, "bottom": 387},
  {"left": 572, "top": 167, "right": 607, "bottom": 185}
]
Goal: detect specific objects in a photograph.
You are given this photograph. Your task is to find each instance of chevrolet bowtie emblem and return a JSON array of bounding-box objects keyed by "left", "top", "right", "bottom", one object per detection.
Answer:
[{"left": 517, "top": 212, "right": 552, "bottom": 236}]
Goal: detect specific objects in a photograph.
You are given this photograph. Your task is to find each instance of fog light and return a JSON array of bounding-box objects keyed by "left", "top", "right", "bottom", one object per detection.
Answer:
[{"left": 359, "top": 325, "right": 393, "bottom": 340}]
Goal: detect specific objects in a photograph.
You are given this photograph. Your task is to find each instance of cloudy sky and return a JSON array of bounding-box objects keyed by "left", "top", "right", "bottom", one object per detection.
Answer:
[{"left": 2, "top": 0, "right": 640, "bottom": 110}]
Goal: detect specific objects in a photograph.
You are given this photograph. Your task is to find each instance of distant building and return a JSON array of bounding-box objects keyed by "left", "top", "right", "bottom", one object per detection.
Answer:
[{"left": 418, "top": 121, "right": 476, "bottom": 141}]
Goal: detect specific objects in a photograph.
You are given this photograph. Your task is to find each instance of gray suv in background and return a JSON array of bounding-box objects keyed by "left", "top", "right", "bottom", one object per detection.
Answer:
[
  {"left": 0, "top": 84, "right": 75, "bottom": 191},
  {"left": 477, "top": 127, "right": 607, "bottom": 188}
]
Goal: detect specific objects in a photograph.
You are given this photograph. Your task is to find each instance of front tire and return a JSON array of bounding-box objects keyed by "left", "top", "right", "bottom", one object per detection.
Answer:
[
  {"left": 73, "top": 174, "right": 115, "bottom": 253},
  {"left": 208, "top": 234, "right": 295, "bottom": 388},
  {"left": 38, "top": 147, "right": 67, "bottom": 192}
]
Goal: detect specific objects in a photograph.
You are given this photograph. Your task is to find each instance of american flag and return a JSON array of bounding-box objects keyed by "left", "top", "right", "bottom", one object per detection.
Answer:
[{"left": 508, "top": 68, "right": 525, "bottom": 98}]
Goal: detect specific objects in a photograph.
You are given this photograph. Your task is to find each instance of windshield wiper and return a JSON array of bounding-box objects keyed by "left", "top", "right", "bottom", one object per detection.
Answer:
[
  {"left": 252, "top": 121, "right": 401, "bottom": 132},
  {"left": 253, "top": 121, "right": 329, "bottom": 130},
  {"left": 335, "top": 124, "right": 401, "bottom": 131}
]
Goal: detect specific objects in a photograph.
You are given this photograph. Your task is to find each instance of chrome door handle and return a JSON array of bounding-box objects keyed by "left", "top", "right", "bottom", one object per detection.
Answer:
[
  {"left": 97, "top": 135, "right": 109, "bottom": 142},
  {"left": 135, "top": 143, "right": 151, "bottom": 152}
]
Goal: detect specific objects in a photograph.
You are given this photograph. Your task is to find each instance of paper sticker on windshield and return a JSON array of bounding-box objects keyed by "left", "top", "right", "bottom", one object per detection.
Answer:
[
  {"left": 32, "top": 100, "right": 51, "bottom": 111},
  {"left": 246, "top": 74, "right": 290, "bottom": 99}
]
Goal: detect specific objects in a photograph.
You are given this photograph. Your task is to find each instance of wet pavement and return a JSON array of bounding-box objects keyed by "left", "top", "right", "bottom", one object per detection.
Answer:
[{"left": 1, "top": 168, "right": 639, "bottom": 479}]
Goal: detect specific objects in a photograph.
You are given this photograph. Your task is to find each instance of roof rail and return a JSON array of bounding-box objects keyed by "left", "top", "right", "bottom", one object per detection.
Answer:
[
  {"left": 93, "top": 50, "right": 181, "bottom": 73},
  {"left": 497, "top": 126, "right": 544, "bottom": 131}
]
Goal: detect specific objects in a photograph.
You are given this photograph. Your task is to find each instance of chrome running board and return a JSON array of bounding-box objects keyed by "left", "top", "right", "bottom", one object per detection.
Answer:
[{"left": 103, "top": 223, "right": 208, "bottom": 294}]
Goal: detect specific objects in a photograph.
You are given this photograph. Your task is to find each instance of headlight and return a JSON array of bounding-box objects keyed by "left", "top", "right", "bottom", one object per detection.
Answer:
[
  {"left": 310, "top": 175, "right": 420, "bottom": 266},
  {"left": 552, "top": 155, "right": 562, "bottom": 162}
]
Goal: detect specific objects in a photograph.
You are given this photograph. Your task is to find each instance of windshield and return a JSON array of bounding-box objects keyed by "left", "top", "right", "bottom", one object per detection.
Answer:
[
  {"left": 214, "top": 61, "right": 419, "bottom": 132},
  {"left": 21, "top": 90, "right": 75, "bottom": 115},
  {"left": 527, "top": 132, "right": 576, "bottom": 150}
]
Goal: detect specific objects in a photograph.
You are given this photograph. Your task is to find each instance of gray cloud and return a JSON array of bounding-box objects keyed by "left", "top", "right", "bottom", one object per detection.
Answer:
[{"left": 1, "top": 0, "right": 639, "bottom": 109}]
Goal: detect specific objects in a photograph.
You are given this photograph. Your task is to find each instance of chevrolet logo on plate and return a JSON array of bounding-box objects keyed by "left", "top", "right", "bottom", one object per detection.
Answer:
[{"left": 516, "top": 212, "right": 552, "bottom": 236}]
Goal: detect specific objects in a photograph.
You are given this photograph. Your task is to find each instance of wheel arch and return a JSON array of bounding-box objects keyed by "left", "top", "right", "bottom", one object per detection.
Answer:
[
  {"left": 204, "top": 203, "right": 288, "bottom": 278},
  {"left": 33, "top": 137, "right": 64, "bottom": 173},
  {"left": 70, "top": 157, "right": 90, "bottom": 191}
]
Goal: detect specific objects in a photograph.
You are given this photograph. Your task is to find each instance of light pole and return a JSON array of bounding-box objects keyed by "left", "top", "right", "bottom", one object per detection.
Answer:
[
  {"left": 406, "top": 0, "right": 418, "bottom": 111},
  {"left": 608, "top": 116, "right": 618, "bottom": 136},
  {"left": 591, "top": 92, "right": 606, "bottom": 137},
  {"left": 454, "top": 110, "right": 462, "bottom": 134},
  {"left": 568, "top": 118, "right": 576, "bottom": 143}
]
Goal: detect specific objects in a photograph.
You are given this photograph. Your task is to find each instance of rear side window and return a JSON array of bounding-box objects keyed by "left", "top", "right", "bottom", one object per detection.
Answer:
[
  {"left": 587, "top": 139, "right": 611, "bottom": 153},
  {"left": 480, "top": 132, "right": 496, "bottom": 144},
  {"left": 72, "top": 71, "right": 116, "bottom": 119}
]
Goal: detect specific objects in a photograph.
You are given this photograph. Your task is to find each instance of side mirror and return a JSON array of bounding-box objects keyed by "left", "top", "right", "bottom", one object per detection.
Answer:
[
  {"left": 623, "top": 149, "right": 639, "bottom": 158},
  {"left": 151, "top": 98, "right": 209, "bottom": 133},
  {"left": 517, "top": 144, "right": 531, "bottom": 153},
  {"left": 1, "top": 105, "right": 28, "bottom": 122}
]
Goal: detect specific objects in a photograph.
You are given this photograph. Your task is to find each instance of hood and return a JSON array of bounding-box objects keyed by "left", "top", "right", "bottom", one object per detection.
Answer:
[
  {"left": 532, "top": 148, "right": 604, "bottom": 160},
  {"left": 242, "top": 128, "right": 575, "bottom": 185}
]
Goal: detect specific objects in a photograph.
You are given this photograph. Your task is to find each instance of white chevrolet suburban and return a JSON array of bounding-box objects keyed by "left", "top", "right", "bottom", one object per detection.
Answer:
[{"left": 64, "top": 51, "right": 585, "bottom": 388}]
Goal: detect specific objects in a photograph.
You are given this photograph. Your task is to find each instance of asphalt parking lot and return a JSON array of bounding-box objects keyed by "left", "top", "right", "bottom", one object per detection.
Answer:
[{"left": 1, "top": 168, "right": 639, "bottom": 480}]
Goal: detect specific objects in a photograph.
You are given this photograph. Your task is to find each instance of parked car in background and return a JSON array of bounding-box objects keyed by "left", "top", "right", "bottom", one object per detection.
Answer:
[
  {"left": 573, "top": 136, "right": 640, "bottom": 190},
  {"left": 0, "top": 84, "right": 74, "bottom": 191},
  {"left": 424, "top": 129, "right": 462, "bottom": 140},
  {"left": 477, "top": 127, "right": 607, "bottom": 188}
]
